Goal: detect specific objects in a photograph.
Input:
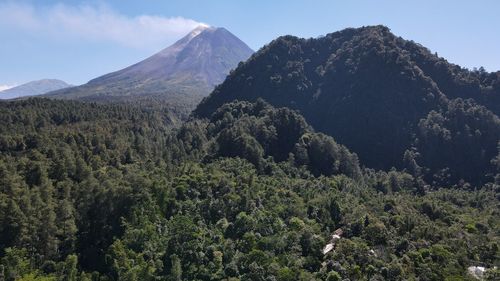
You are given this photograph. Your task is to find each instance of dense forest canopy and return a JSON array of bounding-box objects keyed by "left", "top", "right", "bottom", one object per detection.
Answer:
[
  {"left": 194, "top": 25, "right": 500, "bottom": 187},
  {"left": 0, "top": 22, "right": 499, "bottom": 281},
  {"left": 0, "top": 98, "right": 498, "bottom": 280}
]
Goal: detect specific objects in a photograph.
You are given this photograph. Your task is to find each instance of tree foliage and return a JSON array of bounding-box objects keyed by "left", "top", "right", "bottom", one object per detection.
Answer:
[
  {"left": 194, "top": 25, "right": 500, "bottom": 187},
  {"left": 0, "top": 98, "right": 498, "bottom": 280}
]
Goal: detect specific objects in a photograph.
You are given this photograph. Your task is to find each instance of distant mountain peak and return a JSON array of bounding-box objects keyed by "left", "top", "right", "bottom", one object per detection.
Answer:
[
  {"left": 188, "top": 24, "right": 213, "bottom": 37},
  {"left": 45, "top": 26, "right": 254, "bottom": 107},
  {"left": 181, "top": 25, "right": 210, "bottom": 43},
  {"left": 0, "top": 79, "right": 71, "bottom": 100}
]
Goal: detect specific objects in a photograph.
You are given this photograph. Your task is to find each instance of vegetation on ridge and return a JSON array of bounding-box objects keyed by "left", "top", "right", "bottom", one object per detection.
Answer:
[
  {"left": 194, "top": 25, "right": 500, "bottom": 186},
  {"left": 0, "top": 98, "right": 498, "bottom": 280}
]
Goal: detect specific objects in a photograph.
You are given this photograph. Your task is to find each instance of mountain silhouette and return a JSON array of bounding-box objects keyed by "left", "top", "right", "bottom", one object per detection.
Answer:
[
  {"left": 194, "top": 25, "right": 500, "bottom": 185},
  {"left": 46, "top": 26, "right": 253, "bottom": 106}
]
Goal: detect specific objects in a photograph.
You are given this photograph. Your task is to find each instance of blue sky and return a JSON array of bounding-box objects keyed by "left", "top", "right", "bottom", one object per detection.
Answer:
[{"left": 1, "top": 0, "right": 499, "bottom": 89}]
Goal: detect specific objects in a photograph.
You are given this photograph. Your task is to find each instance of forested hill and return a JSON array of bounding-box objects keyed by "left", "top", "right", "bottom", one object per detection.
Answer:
[
  {"left": 0, "top": 98, "right": 499, "bottom": 280},
  {"left": 194, "top": 25, "right": 500, "bottom": 186}
]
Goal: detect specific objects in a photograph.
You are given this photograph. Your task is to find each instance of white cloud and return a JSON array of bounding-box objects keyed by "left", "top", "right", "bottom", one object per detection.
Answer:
[
  {"left": 0, "top": 2, "right": 207, "bottom": 49},
  {"left": 0, "top": 84, "right": 16, "bottom": 92}
]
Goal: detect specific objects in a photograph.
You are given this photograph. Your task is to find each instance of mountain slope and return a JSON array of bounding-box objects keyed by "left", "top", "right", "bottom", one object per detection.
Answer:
[
  {"left": 194, "top": 25, "right": 500, "bottom": 185},
  {"left": 1, "top": 98, "right": 498, "bottom": 280},
  {"left": 46, "top": 26, "right": 253, "bottom": 106},
  {"left": 0, "top": 79, "right": 71, "bottom": 99}
]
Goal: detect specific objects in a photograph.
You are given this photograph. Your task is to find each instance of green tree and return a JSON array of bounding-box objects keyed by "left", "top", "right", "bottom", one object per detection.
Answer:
[{"left": 169, "top": 254, "right": 182, "bottom": 281}]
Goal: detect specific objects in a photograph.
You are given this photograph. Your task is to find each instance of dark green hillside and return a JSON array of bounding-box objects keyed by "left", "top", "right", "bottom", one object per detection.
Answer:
[
  {"left": 199, "top": 100, "right": 361, "bottom": 178},
  {"left": 414, "top": 99, "right": 500, "bottom": 186},
  {"left": 0, "top": 98, "right": 498, "bottom": 280},
  {"left": 194, "top": 26, "right": 500, "bottom": 186}
]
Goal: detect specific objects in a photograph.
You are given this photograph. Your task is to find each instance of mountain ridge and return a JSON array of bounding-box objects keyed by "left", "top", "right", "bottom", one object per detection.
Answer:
[
  {"left": 45, "top": 26, "right": 253, "bottom": 106},
  {"left": 0, "top": 79, "right": 71, "bottom": 99},
  {"left": 194, "top": 25, "right": 500, "bottom": 185}
]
